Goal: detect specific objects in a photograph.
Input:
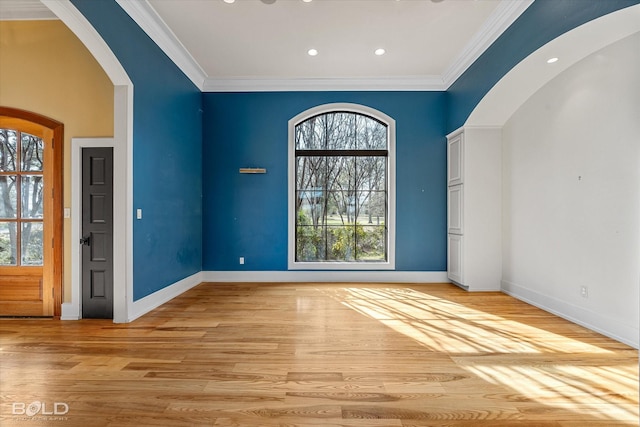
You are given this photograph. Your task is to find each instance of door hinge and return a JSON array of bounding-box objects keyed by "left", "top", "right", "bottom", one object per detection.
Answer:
[{"left": 52, "top": 238, "right": 54, "bottom": 248}]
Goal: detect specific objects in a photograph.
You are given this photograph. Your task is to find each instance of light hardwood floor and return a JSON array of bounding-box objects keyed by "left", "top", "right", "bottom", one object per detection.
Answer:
[{"left": 1, "top": 282, "right": 637, "bottom": 426}]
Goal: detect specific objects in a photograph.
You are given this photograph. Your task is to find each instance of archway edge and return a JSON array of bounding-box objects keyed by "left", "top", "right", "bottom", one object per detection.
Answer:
[
  {"left": 41, "top": 0, "right": 133, "bottom": 323},
  {"left": 466, "top": 4, "right": 640, "bottom": 127}
]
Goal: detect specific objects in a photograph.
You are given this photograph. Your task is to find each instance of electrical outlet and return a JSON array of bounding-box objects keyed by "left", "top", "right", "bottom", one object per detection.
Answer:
[
  {"left": 580, "top": 286, "right": 588, "bottom": 298},
  {"left": 239, "top": 257, "right": 245, "bottom": 265}
]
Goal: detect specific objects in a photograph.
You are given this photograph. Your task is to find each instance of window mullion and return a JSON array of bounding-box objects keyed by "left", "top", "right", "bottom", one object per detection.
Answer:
[
  {"left": 323, "top": 116, "right": 329, "bottom": 260},
  {"left": 296, "top": 149, "right": 387, "bottom": 157},
  {"left": 16, "top": 130, "right": 22, "bottom": 265},
  {"left": 353, "top": 155, "right": 357, "bottom": 261},
  {"left": 324, "top": 156, "right": 328, "bottom": 261},
  {"left": 353, "top": 116, "right": 357, "bottom": 261},
  {"left": 385, "top": 157, "right": 389, "bottom": 260}
]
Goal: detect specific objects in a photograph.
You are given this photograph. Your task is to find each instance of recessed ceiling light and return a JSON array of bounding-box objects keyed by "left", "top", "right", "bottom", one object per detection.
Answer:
[
  {"left": 374, "top": 48, "right": 386, "bottom": 56},
  {"left": 547, "top": 57, "right": 559, "bottom": 64},
  {"left": 308, "top": 49, "right": 318, "bottom": 56},
  {"left": 223, "top": 0, "right": 235, "bottom": 3},
  {"left": 302, "top": 0, "right": 313, "bottom": 2}
]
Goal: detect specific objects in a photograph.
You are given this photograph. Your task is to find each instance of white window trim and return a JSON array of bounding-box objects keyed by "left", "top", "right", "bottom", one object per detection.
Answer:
[{"left": 288, "top": 103, "right": 396, "bottom": 270}]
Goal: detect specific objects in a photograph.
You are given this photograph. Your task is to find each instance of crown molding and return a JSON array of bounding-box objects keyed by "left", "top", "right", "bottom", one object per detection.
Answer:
[
  {"left": 202, "top": 76, "right": 447, "bottom": 92},
  {"left": 0, "top": 0, "right": 57, "bottom": 20},
  {"left": 442, "top": 0, "right": 534, "bottom": 88},
  {"left": 115, "top": 0, "right": 207, "bottom": 90}
]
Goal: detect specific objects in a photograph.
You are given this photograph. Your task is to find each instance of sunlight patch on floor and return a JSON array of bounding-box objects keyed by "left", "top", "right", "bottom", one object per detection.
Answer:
[
  {"left": 333, "top": 287, "right": 611, "bottom": 354},
  {"left": 463, "top": 363, "right": 639, "bottom": 422},
  {"left": 322, "top": 286, "right": 638, "bottom": 423}
]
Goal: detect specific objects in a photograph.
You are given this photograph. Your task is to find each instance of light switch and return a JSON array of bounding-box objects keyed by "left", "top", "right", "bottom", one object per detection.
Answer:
[{"left": 63, "top": 208, "right": 71, "bottom": 218}]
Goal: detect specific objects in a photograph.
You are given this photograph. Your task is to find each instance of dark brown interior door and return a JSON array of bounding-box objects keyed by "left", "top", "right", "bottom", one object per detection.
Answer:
[{"left": 81, "top": 147, "right": 113, "bottom": 319}]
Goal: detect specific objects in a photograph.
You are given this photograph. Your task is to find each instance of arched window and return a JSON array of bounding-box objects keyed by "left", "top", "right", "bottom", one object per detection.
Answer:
[{"left": 288, "top": 104, "right": 395, "bottom": 270}]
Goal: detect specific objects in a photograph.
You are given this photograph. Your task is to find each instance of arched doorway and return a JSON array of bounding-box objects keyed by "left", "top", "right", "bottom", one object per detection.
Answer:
[
  {"left": 0, "top": 107, "right": 63, "bottom": 317},
  {"left": 41, "top": 0, "right": 133, "bottom": 322},
  {"left": 464, "top": 6, "right": 640, "bottom": 347}
]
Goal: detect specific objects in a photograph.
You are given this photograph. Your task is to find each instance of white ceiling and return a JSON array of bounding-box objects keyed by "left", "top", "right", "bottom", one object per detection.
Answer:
[
  {"left": 129, "top": 0, "right": 533, "bottom": 91},
  {"left": 1, "top": 0, "right": 534, "bottom": 91}
]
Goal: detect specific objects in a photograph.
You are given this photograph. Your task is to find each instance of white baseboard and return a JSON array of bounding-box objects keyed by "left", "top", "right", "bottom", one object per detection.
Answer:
[
  {"left": 202, "top": 270, "right": 449, "bottom": 283},
  {"left": 128, "top": 271, "right": 204, "bottom": 322},
  {"left": 501, "top": 279, "right": 639, "bottom": 349},
  {"left": 60, "top": 302, "right": 80, "bottom": 320}
]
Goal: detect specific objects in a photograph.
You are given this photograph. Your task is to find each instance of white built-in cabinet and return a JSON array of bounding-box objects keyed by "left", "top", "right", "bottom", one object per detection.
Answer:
[{"left": 447, "top": 127, "right": 502, "bottom": 291}]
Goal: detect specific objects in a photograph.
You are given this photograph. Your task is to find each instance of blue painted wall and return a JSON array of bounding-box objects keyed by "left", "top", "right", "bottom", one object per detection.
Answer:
[
  {"left": 202, "top": 1, "right": 640, "bottom": 273},
  {"left": 70, "top": 0, "right": 639, "bottom": 291},
  {"left": 71, "top": 0, "right": 203, "bottom": 300},
  {"left": 202, "top": 92, "right": 447, "bottom": 271},
  {"left": 447, "top": 0, "right": 640, "bottom": 133}
]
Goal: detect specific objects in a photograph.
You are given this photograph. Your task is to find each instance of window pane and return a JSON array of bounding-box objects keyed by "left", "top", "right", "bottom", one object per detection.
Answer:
[
  {"left": 21, "top": 175, "right": 44, "bottom": 219},
  {"left": 21, "top": 222, "right": 43, "bottom": 265},
  {"left": 295, "top": 116, "right": 325, "bottom": 150},
  {"left": 21, "top": 133, "right": 44, "bottom": 171},
  {"left": 296, "top": 156, "right": 327, "bottom": 230},
  {"left": 358, "top": 190, "right": 386, "bottom": 226},
  {"left": 0, "top": 175, "right": 17, "bottom": 219},
  {"left": 356, "top": 116, "right": 387, "bottom": 150},
  {"left": 356, "top": 225, "right": 386, "bottom": 261},
  {"left": 296, "top": 156, "right": 326, "bottom": 191},
  {"left": 326, "top": 112, "right": 356, "bottom": 150},
  {"left": 296, "top": 224, "right": 325, "bottom": 262},
  {"left": 356, "top": 157, "right": 386, "bottom": 191},
  {"left": 327, "top": 225, "right": 354, "bottom": 261},
  {"left": 296, "top": 189, "right": 326, "bottom": 229},
  {"left": 0, "top": 129, "right": 18, "bottom": 172},
  {"left": 356, "top": 157, "right": 386, "bottom": 225},
  {"left": 326, "top": 190, "right": 345, "bottom": 225},
  {"left": 327, "top": 190, "right": 354, "bottom": 225},
  {"left": 333, "top": 157, "right": 358, "bottom": 223},
  {"left": 327, "top": 156, "right": 355, "bottom": 195},
  {"left": 0, "top": 221, "right": 17, "bottom": 265}
]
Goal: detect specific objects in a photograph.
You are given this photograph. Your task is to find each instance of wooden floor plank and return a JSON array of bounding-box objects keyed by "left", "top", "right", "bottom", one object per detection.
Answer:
[{"left": 0, "top": 282, "right": 637, "bottom": 426}]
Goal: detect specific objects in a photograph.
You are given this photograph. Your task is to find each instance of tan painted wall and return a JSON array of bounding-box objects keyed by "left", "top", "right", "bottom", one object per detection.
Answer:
[{"left": 0, "top": 20, "right": 114, "bottom": 303}]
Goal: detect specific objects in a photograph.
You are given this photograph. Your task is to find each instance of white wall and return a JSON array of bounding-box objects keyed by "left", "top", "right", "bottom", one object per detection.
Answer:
[{"left": 501, "top": 32, "right": 640, "bottom": 347}]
